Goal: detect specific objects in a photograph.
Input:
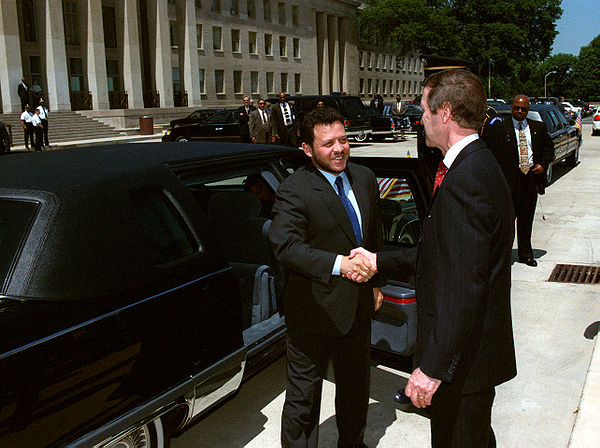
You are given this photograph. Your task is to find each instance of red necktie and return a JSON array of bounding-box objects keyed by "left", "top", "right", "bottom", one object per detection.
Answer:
[{"left": 433, "top": 160, "right": 447, "bottom": 193}]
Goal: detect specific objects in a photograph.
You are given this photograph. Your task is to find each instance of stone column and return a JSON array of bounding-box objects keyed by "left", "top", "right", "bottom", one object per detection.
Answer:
[
  {"left": 148, "top": 0, "right": 174, "bottom": 107},
  {"left": 86, "top": 0, "right": 109, "bottom": 110},
  {"left": 317, "top": 12, "right": 329, "bottom": 95},
  {"left": 0, "top": 0, "right": 24, "bottom": 113},
  {"left": 122, "top": 0, "right": 144, "bottom": 108},
  {"left": 341, "top": 16, "right": 358, "bottom": 95},
  {"left": 45, "top": 0, "right": 71, "bottom": 110},
  {"left": 328, "top": 15, "right": 340, "bottom": 94},
  {"left": 182, "top": 0, "right": 201, "bottom": 106}
]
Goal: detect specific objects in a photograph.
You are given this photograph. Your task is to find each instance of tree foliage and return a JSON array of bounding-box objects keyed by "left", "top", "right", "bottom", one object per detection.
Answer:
[{"left": 573, "top": 36, "right": 600, "bottom": 100}]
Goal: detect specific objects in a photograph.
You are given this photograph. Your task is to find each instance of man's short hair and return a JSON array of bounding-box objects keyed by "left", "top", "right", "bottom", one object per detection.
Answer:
[
  {"left": 423, "top": 69, "right": 486, "bottom": 131},
  {"left": 300, "top": 106, "right": 344, "bottom": 148}
]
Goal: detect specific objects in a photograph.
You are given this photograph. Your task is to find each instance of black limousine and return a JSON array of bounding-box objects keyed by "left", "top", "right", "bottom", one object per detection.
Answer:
[{"left": 0, "top": 143, "right": 431, "bottom": 447}]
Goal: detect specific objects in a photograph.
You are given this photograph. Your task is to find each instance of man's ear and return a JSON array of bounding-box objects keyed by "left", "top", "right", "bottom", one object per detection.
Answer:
[
  {"left": 302, "top": 142, "right": 313, "bottom": 158},
  {"left": 441, "top": 102, "right": 453, "bottom": 123}
]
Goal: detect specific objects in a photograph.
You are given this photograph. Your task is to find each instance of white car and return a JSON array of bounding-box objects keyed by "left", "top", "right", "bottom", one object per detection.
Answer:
[
  {"left": 561, "top": 101, "right": 582, "bottom": 114},
  {"left": 592, "top": 108, "right": 600, "bottom": 136}
]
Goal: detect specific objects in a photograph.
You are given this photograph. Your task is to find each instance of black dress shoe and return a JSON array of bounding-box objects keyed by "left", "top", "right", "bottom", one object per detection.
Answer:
[{"left": 518, "top": 257, "right": 537, "bottom": 267}]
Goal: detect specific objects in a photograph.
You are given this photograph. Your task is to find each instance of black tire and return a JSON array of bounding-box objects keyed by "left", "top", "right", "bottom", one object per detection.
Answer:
[
  {"left": 175, "top": 136, "right": 188, "bottom": 142},
  {"left": 108, "top": 417, "right": 168, "bottom": 448},
  {"left": 565, "top": 143, "right": 579, "bottom": 167},
  {"left": 353, "top": 133, "right": 368, "bottom": 143}
]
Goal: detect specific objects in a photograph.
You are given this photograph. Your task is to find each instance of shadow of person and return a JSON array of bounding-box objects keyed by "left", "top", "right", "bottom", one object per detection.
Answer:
[
  {"left": 584, "top": 321, "right": 600, "bottom": 340},
  {"left": 511, "top": 248, "right": 548, "bottom": 264}
]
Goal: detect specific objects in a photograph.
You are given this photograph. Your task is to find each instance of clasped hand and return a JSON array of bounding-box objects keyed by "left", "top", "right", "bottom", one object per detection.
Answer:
[{"left": 340, "top": 247, "right": 377, "bottom": 283}]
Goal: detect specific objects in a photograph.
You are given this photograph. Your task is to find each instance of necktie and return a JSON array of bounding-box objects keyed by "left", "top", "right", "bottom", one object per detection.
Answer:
[
  {"left": 433, "top": 160, "right": 447, "bottom": 193},
  {"left": 262, "top": 110, "right": 268, "bottom": 126},
  {"left": 335, "top": 176, "right": 362, "bottom": 245},
  {"left": 518, "top": 123, "right": 530, "bottom": 174}
]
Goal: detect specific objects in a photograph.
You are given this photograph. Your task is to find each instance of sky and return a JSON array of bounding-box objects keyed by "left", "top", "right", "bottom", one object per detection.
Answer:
[{"left": 551, "top": 0, "right": 600, "bottom": 55}]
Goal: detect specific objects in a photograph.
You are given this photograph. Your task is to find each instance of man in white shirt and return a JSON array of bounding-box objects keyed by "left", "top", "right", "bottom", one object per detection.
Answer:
[
  {"left": 36, "top": 99, "right": 50, "bottom": 148},
  {"left": 30, "top": 108, "right": 44, "bottom": 151},
  {"left": 392, "top": 94, "right": 406, "bottom": 116},
  {"left": 20, "top": 105, "right": 34, "bottom": 150}
]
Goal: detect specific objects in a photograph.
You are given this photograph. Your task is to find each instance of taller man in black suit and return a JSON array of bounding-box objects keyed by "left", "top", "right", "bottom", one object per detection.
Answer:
[
  {"left": 483, "top": 94, "right": 554, "bottom": 266},
  {"left": 269, "top": 106, "right": 382, "bottom": 448},
  {"left": 271, "top": 92, "right": 299, "bottom": 147},
  {"left": 350, "top": 70, "right": 517, "bottom": 447},
  {"left": 17, "top": 78, "right": 29, "bottom": 112},
  {"left": 237, "top": 96, "right": 256, "bottom": 143}
]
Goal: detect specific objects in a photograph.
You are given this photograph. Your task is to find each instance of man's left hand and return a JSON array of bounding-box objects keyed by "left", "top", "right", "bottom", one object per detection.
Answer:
[
  {"left": 373, "top": 287, "right": 383, "bottom": 311},
  {"left": 531, "top": 164, "right": 544, "bottom": 174},
  {"left": 405, "top": 367, "right": 441, "bottom": 408}
]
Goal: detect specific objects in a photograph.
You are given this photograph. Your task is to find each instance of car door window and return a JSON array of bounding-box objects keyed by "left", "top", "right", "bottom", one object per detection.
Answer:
[
  {"left": 378, "top": 177, "right": 421, "bottom": 246},
  {"left": 206, "top": 111, "right": 230, "bottom": 124}
]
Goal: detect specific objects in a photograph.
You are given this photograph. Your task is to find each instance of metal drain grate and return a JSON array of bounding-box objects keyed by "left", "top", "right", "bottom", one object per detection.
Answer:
[{"left": 548, "top": 264, "right": 600, "bottom": 284}]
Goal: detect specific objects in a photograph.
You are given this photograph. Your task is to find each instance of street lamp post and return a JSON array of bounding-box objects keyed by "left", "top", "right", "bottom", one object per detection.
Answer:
[{"left": 545, "top": 71, "right": 557, "bottom": 98}]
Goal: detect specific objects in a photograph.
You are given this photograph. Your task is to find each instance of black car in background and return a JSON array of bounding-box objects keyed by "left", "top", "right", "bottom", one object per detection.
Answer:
[
  {"left": 492, "top": 103, "right": 581, "bottom": 181},
  {"left": 163, "top": 109, "right": 241, "bottom": 142},
  {"left": 401, "top": 104, "right": 424, "bottom": 131},
  {"left": 359, "top": 105, "right": 410, "bottom": 142},
  {"left": 169, "top": 108, "right": 222, "bottom": 127},
  {"left": 270, "top": 95, "right": 373, "bottom": 142},
  {"left": 0, "top": 143, "right": 432, "bottom": 447}
]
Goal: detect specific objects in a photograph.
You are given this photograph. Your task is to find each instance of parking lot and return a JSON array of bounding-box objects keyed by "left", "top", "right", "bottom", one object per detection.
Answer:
[{"left": 171, "top": 124, "right": 600, "bottom": 447}]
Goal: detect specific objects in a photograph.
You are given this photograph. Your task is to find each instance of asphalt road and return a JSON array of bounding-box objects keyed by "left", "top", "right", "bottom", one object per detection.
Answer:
[{"left": 171, "top": 125, "right": 600, "bottom": 448}]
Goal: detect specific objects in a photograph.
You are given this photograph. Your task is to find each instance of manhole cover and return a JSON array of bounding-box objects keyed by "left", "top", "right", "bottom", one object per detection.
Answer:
[{"left": 548, "top": 264, "right": 600, "bottom": 284}]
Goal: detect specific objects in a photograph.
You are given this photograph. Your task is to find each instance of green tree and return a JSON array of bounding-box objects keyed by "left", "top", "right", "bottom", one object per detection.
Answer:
[
  {"left": 572, "top": 35, "right": 600, "bottom": 100},
  {"left": 535, "top": 53, "right": 577, "bottom": 98}
]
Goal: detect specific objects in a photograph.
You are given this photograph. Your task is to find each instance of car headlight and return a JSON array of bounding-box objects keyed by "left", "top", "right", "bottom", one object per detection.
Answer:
[{"left": 165, "top": 129, "right": 171, "bottom": 135}]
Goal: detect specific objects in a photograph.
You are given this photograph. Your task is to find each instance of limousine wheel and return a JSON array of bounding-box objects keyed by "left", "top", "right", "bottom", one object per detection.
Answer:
[
  {"left": 107, "top": 417, "right": 166, "bottom": 448},
  {"left": 353, "top": 132, "right": 368, "bottom": 143},
  {"left": 175, "top": 136, "right": 189, "bottom": 142}
]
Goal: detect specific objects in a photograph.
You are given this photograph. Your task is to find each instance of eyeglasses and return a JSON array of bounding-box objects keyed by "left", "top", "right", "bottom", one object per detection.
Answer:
[{"left": 258, "top": 102, "right": 265, "bottom": 105}]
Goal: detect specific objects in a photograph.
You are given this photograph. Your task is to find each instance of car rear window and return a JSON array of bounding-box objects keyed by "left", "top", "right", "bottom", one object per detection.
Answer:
[
  {"left": 339, "top": 97, "right": 367, "bottom": 118},
  {"left": 0, "top": 199, "right": 39, "bottom": 285}
]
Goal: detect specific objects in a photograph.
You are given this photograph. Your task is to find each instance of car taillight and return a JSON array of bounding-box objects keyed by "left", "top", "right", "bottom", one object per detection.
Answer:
[
  {"left": 594, "top": 115, "right": 600, "bottom": 121},
  {"left": 383, "top": 295, "right": 416, "bottom": 304},
  {"left": 344, "top": 120, "right": 349, "bottom": 127},
  {"left": 390, "top": 121, "right": 395, "bottom": 130}
]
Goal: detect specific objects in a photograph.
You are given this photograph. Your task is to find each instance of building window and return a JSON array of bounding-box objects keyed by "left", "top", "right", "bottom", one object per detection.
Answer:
[
  {"left": 387, "top": 55, "right": 392, "bottom": 70},
  {"left": 233, "top": 70, "right": 242, "bottom": 93},
  {"left": 249, "top": 31, "right": 257, "bottom": 54},
  {"left": 279, "top": 36, "right": 287, "bottom": 57},
  {"left": 359, "top": 51, "right": 363, "bottom": 68},
  {"left": 277, "top": 2, "right": 285, "bottom": 25},
  {"left": 68, "top": 57, "right": 83, "bottom": 91},
  {"left": 382, "top": 80, "right": 386, "bottom": 95},
  {"left": 389, "top": 79, "right": 393, "bottom": 94},
  {"left": 196, "top": 0, "right": 202, "bottom": 7},
  {"left": 170, "top": 21, "right": 178, "bottom": 47},
  {"left": 172, "top": 68, "right": 181, "bottom": 92},
  {"left": 231, "top": 29, "right": 240, "bottom": 52},
  {"left": 375, "top": 79, "right": 379, "bottom": 93},
  {"left": 292, "top": 5, "right": 299, "bottom": 26},
  {"left": 366, "top": 52, "right": 371, "bottom": 69},
  {"left": 199, "top": 68, "right": 205, "bottom": 93},
  {"left": 230, "top": 0, "right": 238, "bottom": 15},
  {"left": 402, "top": 80, "right": 406, "bottom": 94},
  {"left": 374, "top": 53, "right": 378, "bottom": 69},
  {"left": 213, "top": 26, "right": 222, "bottom": 50},
  {"left": 280, "top": 73, "right": 288, "bottom": 92},
  {"left": 367, "top": 79, "right": 372, "bottom": 95},
  {"left": 63, "top": 1, "right": 80, "bottom": 46},
  {"left": 106, "top": 59, "right": 119, "bottom": 92},
  {"left": 396, "top": 79, "right": 400, "bottom": 94},
  {"left": 212, "top": 0, "right": 221, "bottom": 11},
  {"left": 359, "top": 78, "right": 364, "bottom": 94},
  {"left": 263, "top": 0, "right": 271, "bottom": 21},
  {"left": 102, "top": 7, "right": 117, "bottom": 48},
  {"left": 30, "top": 56, "right": 42, "bottom": 85},
  {"left": 264, "top": 34, "right": 272, "bottom": 55},
  {"left": 251, "top": 71, "right": 258, "bottom": 94},
  {"left": 215, "top": 69, "right": 224, "bottom": 93},
  {"left": 294, "top": 73, "right": 301, "bottom": 93},
  {"left": 293, "top": 38, "right": 300, "bottom": 58},
  {"left": 196, "top": 24, "right": 203, "bottom": 49},
  {"left": 266, "top": 72, "right": 274, "bottom": 93},
  {"left": 247, "top": 0, "right": 256, "bottom": 18},
  {"left": 23, "top": 0, "right": 37, "bottom": 42}
]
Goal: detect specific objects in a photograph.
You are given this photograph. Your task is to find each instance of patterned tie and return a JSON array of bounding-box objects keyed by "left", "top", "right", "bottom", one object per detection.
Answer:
[
  {"left": 335, "top": 176, "right": 362, "bottom": 245},
  {"left": 518, "top": 123, "right": 530, "bottom": 174},
  {"left": 433, "top": 160, "right": 447, "bottom": 193},
  {"left": 282, "top": 104, "right": 292, "bottom": 126},
  {"left": 262, "top": 110, "right": 268, "bottom": 126}
]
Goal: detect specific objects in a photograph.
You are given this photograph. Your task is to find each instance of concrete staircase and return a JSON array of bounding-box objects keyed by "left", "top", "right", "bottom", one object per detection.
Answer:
[{"left": 0, "top": 110, "right": 124, "bottom": 148}]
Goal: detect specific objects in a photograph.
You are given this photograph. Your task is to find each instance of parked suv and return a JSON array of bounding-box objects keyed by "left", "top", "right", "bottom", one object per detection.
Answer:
[
  {"left": 0, "top": 143, "right": 431, "bottom": 447},
  {"left": 269, "top": 95, "right": 372, "bottom": 142}
]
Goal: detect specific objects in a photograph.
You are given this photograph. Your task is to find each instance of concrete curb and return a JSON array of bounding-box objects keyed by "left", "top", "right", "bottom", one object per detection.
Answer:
[
  {"left": 7, "top": 133, "right": 163, "bottom": 152},
  {"left": 568, "top": 330, "right": 600, "bottom": 447}
]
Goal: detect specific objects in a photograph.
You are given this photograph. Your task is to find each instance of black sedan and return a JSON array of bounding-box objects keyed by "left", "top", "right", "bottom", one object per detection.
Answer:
[
  {"left": 163, "top": 109, "right": 241, "bottom": 142},
  {"left": 169, "top": 108, "right": 222, "bottom": 127},
  {"left": 401, "top": 104, "right": 424, "bottom": 131},
  {"left": 358, "top": 106, "right": 410, "bottom": 142}
]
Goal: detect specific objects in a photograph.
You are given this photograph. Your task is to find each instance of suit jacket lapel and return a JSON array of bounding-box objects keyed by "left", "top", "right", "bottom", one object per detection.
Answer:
[{"left": 347, "top": 163, "right": 370, "bottom": 237}]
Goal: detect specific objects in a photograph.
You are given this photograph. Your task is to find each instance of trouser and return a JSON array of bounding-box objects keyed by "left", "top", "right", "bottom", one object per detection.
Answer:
[
  {"left": 513, "top": 171, "right": 538, "bottom": 260},
  {"left": 34, "top": 127, "right": 43, "bottom": 151},
  {"left": 24, "top": 123, "right": 34, "bottom": 148},
  {"left": 430, "top": 387, "right": 496, "bottom": 448},
  {"left": 281, "top": 321, "right": 371, "bottom": 448},
  {"left": 41, "top": 119, "right": 49, "bottom": 146}
]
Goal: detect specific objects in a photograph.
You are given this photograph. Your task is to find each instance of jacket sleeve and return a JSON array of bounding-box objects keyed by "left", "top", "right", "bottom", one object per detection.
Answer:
[{"left": 269, "top": 177, "right": 337, "bottom": 285}]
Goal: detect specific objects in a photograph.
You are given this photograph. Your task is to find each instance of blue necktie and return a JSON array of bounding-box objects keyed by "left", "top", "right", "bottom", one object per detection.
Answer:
[{"left": 335, "top": 176, "right": 362, "bottom": 246}]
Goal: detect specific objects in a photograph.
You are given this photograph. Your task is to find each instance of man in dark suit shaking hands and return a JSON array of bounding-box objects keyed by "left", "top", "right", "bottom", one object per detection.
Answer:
[
  {"left": 483, "top": 94, "right": 554, "bottom": 267},
  {"left": 269, "top": 106, "right": 382, "bottom": 448},
  {"left": 350, "top": 70, "right": 517, "bottom": 447}
]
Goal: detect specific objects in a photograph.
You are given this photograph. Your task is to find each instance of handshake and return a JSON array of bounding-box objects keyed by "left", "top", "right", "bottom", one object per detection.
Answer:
[{"left": 341, "top": 247, "right": 377, "bottom": 282}]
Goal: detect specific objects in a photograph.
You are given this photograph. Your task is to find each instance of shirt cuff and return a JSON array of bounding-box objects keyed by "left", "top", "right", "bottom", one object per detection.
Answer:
[{"left": 332, "top": 255, "right": 342, "bottom": 276}]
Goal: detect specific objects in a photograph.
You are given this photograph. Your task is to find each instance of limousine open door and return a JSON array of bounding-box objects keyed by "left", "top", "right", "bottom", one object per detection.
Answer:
[{"left": 350, "top": 156, "right": 433, "bottom": 358}]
